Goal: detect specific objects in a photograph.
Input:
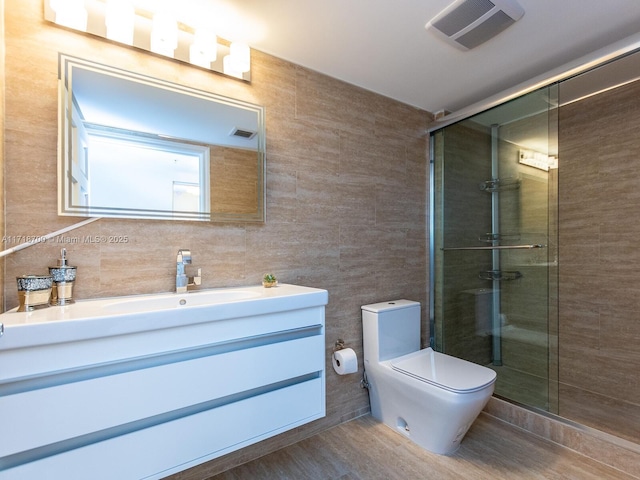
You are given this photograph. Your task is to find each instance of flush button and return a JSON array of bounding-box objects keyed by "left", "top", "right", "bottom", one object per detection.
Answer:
[{"left": 179, "top": 299, "right": 187, "bottom": 306}]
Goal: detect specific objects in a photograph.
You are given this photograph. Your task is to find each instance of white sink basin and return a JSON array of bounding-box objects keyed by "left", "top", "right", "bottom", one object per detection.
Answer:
[
  {"left": 100, "top": 289, "right": 261, "bottom": 314},
  {"left": 0, "top": 284, "right": 329, "bottom": 350}
]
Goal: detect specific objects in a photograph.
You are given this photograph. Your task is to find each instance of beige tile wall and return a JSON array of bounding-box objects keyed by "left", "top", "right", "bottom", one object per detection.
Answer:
[
  {"left": 0, "top": 0, "right": 5, "bottom": 309},
  {"left": 210, "top": 146, "right": 260, "bottom": 216},
  {"left": 558, "top": 78, "right": 640, "bottom": 444},
  {"left": 2, "top": 0, "right": 429, "bottom": 475}
]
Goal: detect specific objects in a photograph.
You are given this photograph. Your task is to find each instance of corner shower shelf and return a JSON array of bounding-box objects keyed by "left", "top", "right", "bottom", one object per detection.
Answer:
[
  {"left": 479, "top": 270, "right": 523, "bottom": 281},
  {"left": 479, "top": 178, "right": 520, "bottom": 192},
  {"left": 479, "top": 233, "right": 521, "bottom": 243}
]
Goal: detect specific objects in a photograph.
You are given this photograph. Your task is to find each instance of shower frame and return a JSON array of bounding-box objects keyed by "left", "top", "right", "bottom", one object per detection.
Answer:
[{"left": 428, "top": 43, "right": 640, "bottom": 444}]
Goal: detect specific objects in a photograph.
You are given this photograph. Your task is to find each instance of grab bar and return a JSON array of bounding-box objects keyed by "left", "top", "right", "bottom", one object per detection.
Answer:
[{"left": 442, "top": 244, "right": 545, "bottom": 251}]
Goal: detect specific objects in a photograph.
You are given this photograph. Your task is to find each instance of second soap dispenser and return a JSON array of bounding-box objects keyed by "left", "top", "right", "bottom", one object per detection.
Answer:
[{"left": 49, "top": 248, "right": 77, "bottom": 306}]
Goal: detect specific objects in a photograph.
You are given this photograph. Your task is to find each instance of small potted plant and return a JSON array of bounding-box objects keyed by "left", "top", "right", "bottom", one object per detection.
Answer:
[{"left": 262, "top": 273, "right": 278, "bottom": 288}]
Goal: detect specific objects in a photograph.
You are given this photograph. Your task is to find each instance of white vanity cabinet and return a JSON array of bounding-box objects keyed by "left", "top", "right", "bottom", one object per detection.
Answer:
[{"left": 0, "top": 284, "right": 328, "bottom": 479}]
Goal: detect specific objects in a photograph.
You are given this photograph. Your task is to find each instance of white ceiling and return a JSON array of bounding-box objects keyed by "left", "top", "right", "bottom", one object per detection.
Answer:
[{"left": 177, "top": 0, "right": 640, "bottom": 114}]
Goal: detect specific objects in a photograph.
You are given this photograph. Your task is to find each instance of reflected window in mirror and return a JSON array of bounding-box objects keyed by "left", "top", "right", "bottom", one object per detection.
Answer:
[{"left": 80, "top": 129, "right": 209, "bottom": 214}]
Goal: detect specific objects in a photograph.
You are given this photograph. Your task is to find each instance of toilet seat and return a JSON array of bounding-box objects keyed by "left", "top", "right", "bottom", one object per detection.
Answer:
[{"left": 391, "top": 348, "right": 496, "bottom": 393}]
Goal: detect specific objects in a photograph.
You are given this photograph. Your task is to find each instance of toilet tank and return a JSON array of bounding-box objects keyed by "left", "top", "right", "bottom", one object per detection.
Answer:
[{"left": 362, "top": 300, "right": 421, "bottom": 363}]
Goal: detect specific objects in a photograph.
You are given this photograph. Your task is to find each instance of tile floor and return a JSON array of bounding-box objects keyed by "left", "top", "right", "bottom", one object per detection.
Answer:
[{"left": 209, "top": 413, "right": 637, "bottom": 479}]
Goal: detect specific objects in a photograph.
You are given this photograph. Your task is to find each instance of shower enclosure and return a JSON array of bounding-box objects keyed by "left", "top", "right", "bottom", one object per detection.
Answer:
[
  {"left": 430, "top": 86, "right": 558, "bottom": 412},
  {"left": 430, "top": 47, "right": 640, "bottom": 446}
]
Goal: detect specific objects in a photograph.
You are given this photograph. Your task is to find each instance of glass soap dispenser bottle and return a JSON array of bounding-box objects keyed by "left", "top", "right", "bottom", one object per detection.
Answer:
[{"left": 49, "top": 248, "right": 77, "bottom": 306}]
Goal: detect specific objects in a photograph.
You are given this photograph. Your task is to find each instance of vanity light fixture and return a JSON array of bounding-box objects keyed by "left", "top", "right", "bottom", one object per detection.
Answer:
[
  {"left": 190, "top": 27, "right": 218, "bottom": 69},
  {"left": 44, "top": 0, "right": 251, "bottom": 81},
  {"left": 150, "top": 11, "right": 179, "bottom": 58},
  {"left": 49, "top": 0, "right": 88, "bottom": 31},
  {"left": 105, "top": 0, "right": 135, "bottom": 45}
]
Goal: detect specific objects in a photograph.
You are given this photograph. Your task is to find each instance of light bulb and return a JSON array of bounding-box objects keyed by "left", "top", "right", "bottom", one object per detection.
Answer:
[
  {"left": 105, "top": 0, "right": 135, "bottom": 45},
  {"left": 49, "top": 0, "right": 88, "bottom": 31},
  {"left": 229, "top": 42, "right": 250, "bottom": 73},
  {"left": 150, "top": 11, "right": 178, "bottom": 57},
  {"left": 190, "top": 28, "right": 217, "bottom": 68},
  {"left": 223, "top": 55, "right": 244, "bottom": 79}
]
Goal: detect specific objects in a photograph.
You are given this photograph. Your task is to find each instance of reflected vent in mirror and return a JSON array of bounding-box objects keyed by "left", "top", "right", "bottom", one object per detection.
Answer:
[
  {"left": 230, "top": 127, "right": 257, "bottom": 140},
  {"left": 426, "top": 0, "right": 524, "bottom": 50}
]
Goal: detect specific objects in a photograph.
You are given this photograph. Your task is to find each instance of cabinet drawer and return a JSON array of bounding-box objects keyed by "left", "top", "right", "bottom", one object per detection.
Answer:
[
  {"left": 0, "top": 307, "right": 326, "bottom": 382},
  {"left": 0, "top": 334, "right": 323, "bottom": 458},
  {"left": 1, "top": 377, "right": 325, "bottom": 480}
]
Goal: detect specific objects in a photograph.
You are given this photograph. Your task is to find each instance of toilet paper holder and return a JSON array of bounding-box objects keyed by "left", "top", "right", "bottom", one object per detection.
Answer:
[{"left": 332, "top": 339, "right": 358, "bottom": 375}]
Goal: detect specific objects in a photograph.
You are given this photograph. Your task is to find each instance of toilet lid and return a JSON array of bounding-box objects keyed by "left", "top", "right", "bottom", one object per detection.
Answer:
[{"left": 391, "top": 348, "right": 497, "bottom": 393}]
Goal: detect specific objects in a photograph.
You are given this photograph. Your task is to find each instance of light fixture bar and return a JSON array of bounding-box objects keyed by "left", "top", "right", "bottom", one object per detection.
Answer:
[{"left": 44, "top": 0, "right": 251, "bottom": 81}]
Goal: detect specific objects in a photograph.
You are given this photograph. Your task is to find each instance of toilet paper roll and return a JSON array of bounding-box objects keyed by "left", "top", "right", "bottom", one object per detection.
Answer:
[{"left": 332, "top": 348, "right": 358, "bottom": 375}]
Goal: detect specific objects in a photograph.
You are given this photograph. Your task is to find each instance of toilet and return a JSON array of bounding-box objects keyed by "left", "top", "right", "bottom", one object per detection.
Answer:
[{"left": 362, "top": 299, "right": 496, "bottom": 455}]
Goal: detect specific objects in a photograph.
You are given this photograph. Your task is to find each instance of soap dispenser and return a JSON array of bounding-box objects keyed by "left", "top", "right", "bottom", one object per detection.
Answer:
[{"left": 49, "top": 248, "right": 77, "bottom": 306}]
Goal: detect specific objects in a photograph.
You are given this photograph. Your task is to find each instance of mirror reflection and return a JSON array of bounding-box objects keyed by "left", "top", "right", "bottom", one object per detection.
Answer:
[{"left": 58, "top": 54, "right": 265, "bottom": 222}]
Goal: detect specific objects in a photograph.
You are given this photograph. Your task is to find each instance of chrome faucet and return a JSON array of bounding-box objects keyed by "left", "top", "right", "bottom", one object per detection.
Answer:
[{"left": 176, "top": 249, "right": 202, "bottom": 293}]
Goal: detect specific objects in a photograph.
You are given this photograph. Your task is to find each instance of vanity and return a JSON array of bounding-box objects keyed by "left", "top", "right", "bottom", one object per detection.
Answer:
[{"left": 0, "top": 284, "right": 328, "bottom": 479}]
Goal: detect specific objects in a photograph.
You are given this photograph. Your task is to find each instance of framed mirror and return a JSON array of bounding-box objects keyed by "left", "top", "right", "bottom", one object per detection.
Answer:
[{"left": 58, "top": 54, "right": 265, "bottom": 222}]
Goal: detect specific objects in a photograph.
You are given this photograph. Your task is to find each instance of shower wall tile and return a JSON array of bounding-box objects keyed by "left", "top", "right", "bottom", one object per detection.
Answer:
[
  {"left": 558, "top": 78, "right": 640, "bottom": 443},
  {"left": 558, "top": 384, "right": 640, "bottom": 445},
  {"left": 559, "top": 265, "right": 602, "bottom": 309},
  {"left": 599, "top": 305, "right": 640, "bottom": 358},
  {"left": 2, "top": 0, "right": 430, "bottom": 476}
]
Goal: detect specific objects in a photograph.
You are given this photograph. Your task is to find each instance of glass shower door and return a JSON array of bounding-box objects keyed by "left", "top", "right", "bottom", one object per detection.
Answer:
[{"left": 431, "top": 86, "right": 558, "bottom": 412}]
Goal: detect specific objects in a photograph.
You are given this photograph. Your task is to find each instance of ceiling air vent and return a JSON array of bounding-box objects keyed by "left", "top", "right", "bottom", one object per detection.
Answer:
[
  {"left": 229, "top": 127, "right": 257, "bottom": 140},
  {"left": 426, "top": 0, "right": 524, "bottom": 50}
]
